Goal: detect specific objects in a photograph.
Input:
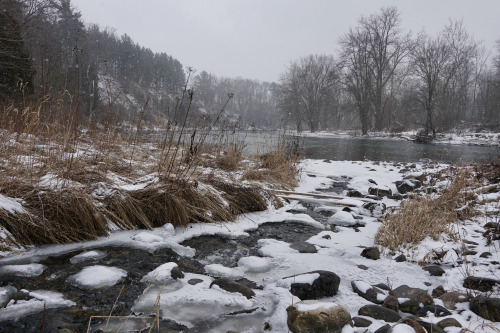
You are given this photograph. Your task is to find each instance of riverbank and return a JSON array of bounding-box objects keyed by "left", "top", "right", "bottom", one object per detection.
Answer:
[{"left": 0, "top": 158, "right": 498, "bottom": 332}]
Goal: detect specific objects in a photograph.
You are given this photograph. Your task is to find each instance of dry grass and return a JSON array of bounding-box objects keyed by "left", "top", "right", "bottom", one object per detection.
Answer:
[{"left": 375, "top": 167, "right": 477, "bottom": 252}]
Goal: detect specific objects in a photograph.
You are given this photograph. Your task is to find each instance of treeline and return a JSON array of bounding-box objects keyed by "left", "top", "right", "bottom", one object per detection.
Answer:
[
  {"left": 278, "top": 7, "right": 500, "bottom": 134},
  {"left": 0, "top": 0, "right": 185, "bottom": 121}
]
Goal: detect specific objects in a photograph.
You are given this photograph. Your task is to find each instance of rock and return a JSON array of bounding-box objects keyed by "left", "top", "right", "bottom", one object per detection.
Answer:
[
  {"left": 397, "top": 318, "right": 426, "bottom": 333},
  {"left": 480, "top": 252, "right": 492, "bottom": 258},
  {"left": 463, "top": 276, "right": 499, "bottom": 292},
  {"left": 170, "top": 266, "right": 184, "bottom": 279},
  {"left": 417, "top": 305, "right": 452, "bottom": 317},
  {"left": 416, "top": 320, "right": 446, "bottom": 333},
  {"left": 382, "top": 295, "right": 399, "bottom": 312},
  {"left": 289, "top": 270, "right": 341, "bottom": 300},
  {"left": 351, "top": 280, "right": 386, "bottom": 304},
  {"left": 290, "top": 242, "right": 318, "bottom": 253},
  {"left": 374, "top": 283, "right": 391, "bottom": 291},
  {"left": 368, "top": 187, "right": 392, "bottom": 198},
  {"left": 210, "top": 278, "right": 255, "bottom": 299},
  {"left": 235, "top": 277, "right": 263, "bottom": 290},
  {"left": 437, "top": 318, "right": 462, "bottom": 329},
  {"left": 368, "top": 179, "right": 378, "bottom": 185},
  {"left": 322, "top": 234, "right": 331, "bottom": 240},
  {"left": 438, "top": 291, "right": 468, "bottom": 310},
  {"left": 352, "top": 316, "right": 372, "bottom": 327},
  {"left": 394, "top": 254, "right": 406, "bottom": 262},
  {"left": 395, "top": 179, "right": 421, "bottom": 194},
  {"left": 357, "top": 265, "right": 368, "bottom": 270},
  {"left": 347, "top": 190, "right": 363, "bottom": 198},
  {"left": 463, "top": 249, "right": 477, "bottom": 256},
  {"left": 0, "top": 286, "right": 17, "bottom": 307},
  {"left": 392, "top": 285, "right": 433, "bottom": 314},
  {"left": 361, "top": 247, "right": 380, "bottom": 260},
  {"left": 358, "top": 305, "right": 402, "bottom": 323},
  {"left": 374, "top": 324, "right": 390, "bottom": 333},
  {"left": 287, "top": 300, "right": 352, "bottom": 333},
  {"left": 431, "top": 285, "right": 446, "bottom": 298},
  {"left": 470, "top": 295, "right": 500, "bottom": 322},
  {"left": 422, "top": 265, "right": 445, "bottom": 276},
  {"left": 188, "top": 278, "right": 203, "bottom": 285},
  {"left": 361, "top": 202, "right": 387, "bottom": 216}
]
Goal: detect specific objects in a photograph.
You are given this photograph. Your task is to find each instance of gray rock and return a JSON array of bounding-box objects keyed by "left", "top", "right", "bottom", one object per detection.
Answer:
[
  {"left": 395, "top": 179, "right": 421, "bottom": 194},
  {"left": 382, "top": 295, "right": 399, "bottom": 312},
  {"left": 437, "top": 318, "right": 462, "bottom": 329},
  {"left": 368, "top": 187, "right": 392, "bottom": 198},
  {"left": 463, "top": 276, "right": 499, "bottom": 292},
  {"left": 287, "top": 300, "right": 352, "bottom": 333},
  {"left": 374, "top": 324, "right": 390, "bottom": 333},
  {"left": 438, "top": 291, "right": 468, "bottom": 310},
  {"left": 416, "top": 320, "right": 446, "bottom": 333},
  {"left": 417, "top": 305, "right": 452, "bottom": 317},
  {"left": 351, "top": 280, "right": 386, "bottom": 304},
  {"left": 392, "top": 285, "right": 433, "bottom": 314},
  {"left": 290, "top": 242, "right": 317, "bottom": 253},
  {"left": 188, "top": 278, "right": 203, "bottom": 285},
  {"left": 431, "top": 285, "right": 446, "bottom": 298},
  {"left": 289, "top": 270, "right": 341, "bottom": 300},
  {"left": 470, "top": 295, "right": 500, "bottom": 322},
  {"left": 170, "top": 266, "right": 184, "bottom": 279},
  {"left": 423, "top": 265, "right": 445, "bottom": 276},
  {"left": 361, "top": 247, "right": 380, "bottom": 260},
  {"left": 361, "top": 202, "right": 387, "bottom": 216},
  {"left": 210, "top": 278, "right": 255, "bottom": 299},
  {"left": 358, "top": 305, "right": 402, "bottom": 323},
  {"left": 480, "top": 252, "right": 492, "bottom": 258},
  {"left": 394, "top": 254, "right": 406, "bottom": 262},
  {"left": 352, "top": 316, "right": 372, "bottom": 327}
]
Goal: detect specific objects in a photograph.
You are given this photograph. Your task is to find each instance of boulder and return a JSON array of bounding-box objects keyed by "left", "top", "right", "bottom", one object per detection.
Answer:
[
  {"left": 470, "top": 295, "right": 500, "bottom": 322},
  {"left": 392, "top": 285, "right": 433, "bottom": 314},
  {"left": 351, "top": 280, "right": 386, "bottom": 304},
  {"left": 463, "top": 276, "right": 499, "bottom": 292},
  {"left": 395, "top": 179, "right": 421, "bottom": 194},
  {"left": 361, "top": 202, "right": 387, "bottom": 217},
  {"left": 209, "top": 278, "right": 255, "bottom": 299},
  {"left": 361, "top": 247, "right": 380, "bottom": 260},
  {"left": 396, "top": 318, "right": 426, "bottom": 333},
  {"left": 358, "top": 305, "right": 402, "bottom": 323},
  {"left": 422, "top": 265, "right": 445, "bottom": 276},
  {"left": 431, "top": 285, "right": 446, "bottom": 298},
  {"left": 416, "top": 320, "right": 446, "bottom": 333},
  {"left": 368, "top": 187, "right": 392, "bottom": 198},
  {"left": 290, "top": 242, "right": 318, "bottom": 253},
  {"left": 382, "top": 295, "right": 399, "bottom": 312},
  {"left": 288, "top": 270, "right": 341, "bottom": 300},
  {"left": 437, "top": 318, "right": 462, "bottom": 329},
  {"left": 287, "top": 300, "right": 352, "bottom": 333},
  {"left": 438, "top": 291, "right": 468, "bottom": 310},
  {"left": 0, "top": 286, "right": 17, "bottom": 307},
  {"left": 374, "top": 324, "right": 390, "bottom": 333},
  {"left": 352, "top": 316, "right": 372, "bottom": 327},
  {"left": 416, "top": 305, "right": 452, "bottom": 317},
  {"left": 347, "top": 189, "right": 363, "bottom": 198},
  {"left": 394, "top": 254, "right": 406, "bottom": 262}
]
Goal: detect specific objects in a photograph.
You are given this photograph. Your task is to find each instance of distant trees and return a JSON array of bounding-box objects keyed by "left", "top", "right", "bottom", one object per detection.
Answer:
[{"left": 277, "top": 55, "right": 339, "bottom": 132}]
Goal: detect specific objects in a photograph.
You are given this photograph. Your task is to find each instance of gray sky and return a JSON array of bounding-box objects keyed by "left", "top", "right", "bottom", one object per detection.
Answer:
[{"left": 72, "top": 0, "right": 500, "bottom": 82}]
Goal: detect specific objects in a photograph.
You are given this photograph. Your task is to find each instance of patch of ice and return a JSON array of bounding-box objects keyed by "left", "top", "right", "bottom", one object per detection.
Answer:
[
  {"left": 277, "top": 273, "right": 320, "bottom": 288},
  {"left": 204, "top": 264, "right": 243, "bottom": 279},
  {"left": 141, "top": 262, "right": 180, "bottom": 284},
  {"left": 132, "top": 232, "right": 164, "bottom": 243},
  {"left": 70, "top": 250, "right": 106, "bottom": 264},
  {"left": 69, "top": 265, "right": 127, "bottom": 289},
  {"left": 296, "top": 301, "right": 338, "bottom": 312},
  {"left": 237, "top": 256, "right": 275, "bottom": 273},
  {"left": 0, "top": 264, "right": 46, "bottom": 277}
]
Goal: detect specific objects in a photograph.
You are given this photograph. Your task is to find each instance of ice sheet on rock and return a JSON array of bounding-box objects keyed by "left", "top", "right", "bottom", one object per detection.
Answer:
[
  {"left": 132, "top": 231, "right": 164, "bottom": 243},
  {"left": 141, "top": 262, "right": 180, "bottom": 284},
  {"left": 237, "top": 256, "right": 275, "bottom": 273},
  {"left": 277, "top": 273, "right": 320, "bottom": 288},
  {"left": 0, "top": 289, "right": 75, "bottom": 321},
  {"left": 205, "top": 263, "right": 244, "bottom": 279},
  {"left": 69, "top": 265, "right": 127, "bottom": 289},
  {"left": 70, "top": 250, "right": 106, "bottom": 264},
  {"left": 0, "top": 263, "right": 46, "bottom": 277}
]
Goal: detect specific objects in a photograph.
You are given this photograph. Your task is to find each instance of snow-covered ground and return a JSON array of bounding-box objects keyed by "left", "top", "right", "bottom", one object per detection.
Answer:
[{"left": 0, "top": 159, "right": 498, "bottom": 332}]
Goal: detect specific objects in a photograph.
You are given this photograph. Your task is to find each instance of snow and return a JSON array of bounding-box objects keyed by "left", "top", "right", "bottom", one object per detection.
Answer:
[
  {"left": 237, "top": 256, "right": 275, "bottom": 273},
  {"left": 327, "top": 211, "right": 361, "bottom": 226},
  {"left": 69, "top": 250, "right": 106, "bottom": 264},
  {"left": 0, "top": 194, "right": 27, "bottom": 214},
  {"left": 390, "top": 324, "right": 416, "bottom": 333},
  {"left": 68, "top": 265, "right": 127, "bottom": 289},
  {"left": 132, "top": 231, "right": 164, "bottom": 243},
  {"left": 296, "top": 301, "right": 339, "bottom": 312},
  {"left": 205, "top": 263, "right": 244, "bottom": 279},
  {"left": 0, "top": 264, "right": 46, "bottom": 277},
  {"left": 352, "top": 280, "right": 372, "bottom": 294},
  {"left": 141, "top": 262, "right": 180, "bottom": 284},
  {"left": 277, "top": 273, "right": 321, "bottom": 288}
]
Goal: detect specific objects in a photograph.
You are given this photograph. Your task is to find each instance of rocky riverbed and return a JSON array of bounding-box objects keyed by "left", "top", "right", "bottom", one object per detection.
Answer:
[{"left": 0, "top": 159, "right": 498, "bottom": 332}]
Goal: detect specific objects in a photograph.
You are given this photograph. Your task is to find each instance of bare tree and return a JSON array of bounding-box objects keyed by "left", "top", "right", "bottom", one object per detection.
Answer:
[{"left": 277, "top": 55, "right": 339, "bottom": 132}]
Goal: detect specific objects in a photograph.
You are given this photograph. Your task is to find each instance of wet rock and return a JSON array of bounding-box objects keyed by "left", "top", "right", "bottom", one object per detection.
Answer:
[
  {"left": 361, "top": 202, "right": 387, "bottom": 216},
  {"left": 438, "top": 291, "right": 468, "bottom": 310},
  {"left": 423, "top": 265, "right": 445, "bottom": 276},
  {"left": 352, "top": 316, "right": 372, "bottom": 327},
  {"left": 209, "top": 278, "right": 255, "bottom": 299},
  {"left": 361, "top": 247, "right": 380, "bottom": 260},
  {"left": 188, "top": 278, "right": 203, "bottom": 285},
  {"left": 358, "top": 305, "right": 402, "bottom": 322},
  {"left": 395, "top": 179, "right": 421, "bottom": 194},
  {"left": 382, "top": 295, "right": 399, "bottom": 312},
  {"left": 437, "top": 318, "right": 462, "bottom": 329},
  {"left": 392, "top": 285, "right": 433, "bottom": 314},
  {"left": 417, "top": 305, "right": 452, "bottom": 317},
  {"left": 470, "top": 295, "right": 500, "bottom": 322},
  {"left": 480, "top": 252, "right": 492, "bottom": 258},
  {"left": 368, "top": 187, "right": 392, "bottom": 198},
  {"left": 463, "top": 276, "right": 499, "bottom": 292},
  {"left": 290, "top": 242, "right": 317, "bottom": 253},
  {"left": 351, "top": 280, "right": 386, "bottom": 304},
  {"left": 289, "top": 270, "right": 341, "bottom": 300},
  {"left": 394, "top": 254, "right": 406, "bottom": 262},
  {"left": 287, "top": 300, "right": 351, "bottom": 333},
  {"left": 431, "top": 285, "right": 446, "bottom": 298}
]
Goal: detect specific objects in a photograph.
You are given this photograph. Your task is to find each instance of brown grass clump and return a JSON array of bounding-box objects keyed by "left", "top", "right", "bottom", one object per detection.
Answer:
[
  {"left": 214, "top": 144, "right": 245, "bottom": 172},
  {"left": 208, "top": 179, "right": 268, "bottom": 215},
  {"left": 375, "top": 168, "right": 476, "bottom": 252}
]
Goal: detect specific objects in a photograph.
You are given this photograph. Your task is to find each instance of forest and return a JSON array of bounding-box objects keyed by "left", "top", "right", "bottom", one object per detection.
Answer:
[{"left": 1, "top": 0, "right": 499, "bottom": 135}]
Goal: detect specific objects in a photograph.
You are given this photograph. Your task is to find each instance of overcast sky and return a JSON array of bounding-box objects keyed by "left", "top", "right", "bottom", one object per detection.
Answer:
[{"left": 71, "top": 0, "right": 500, "bottom": 83}]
